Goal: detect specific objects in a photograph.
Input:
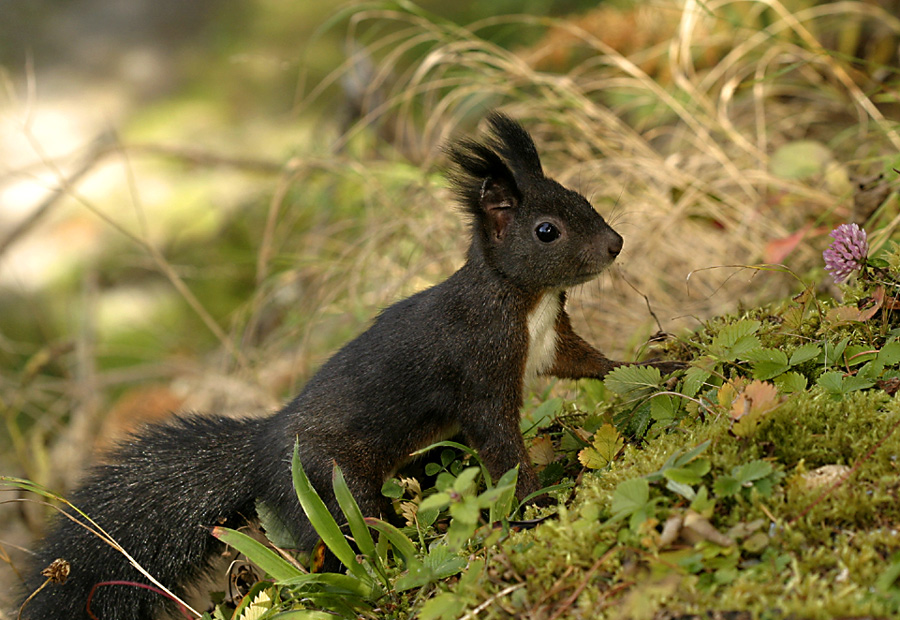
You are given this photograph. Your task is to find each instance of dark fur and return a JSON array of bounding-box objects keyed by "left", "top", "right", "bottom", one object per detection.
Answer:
[{"left": 19, "top": 113, "right": 671, "bottom": 619}]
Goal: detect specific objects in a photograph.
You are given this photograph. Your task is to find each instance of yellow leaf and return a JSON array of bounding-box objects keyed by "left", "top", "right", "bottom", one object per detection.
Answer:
[
  {"left": 717, "top": 377, "right": 746, "bottom": 409},
  {"left": 578, "top": 424, "right": 623, "bottom": 469},
  {"left": 529, "top": 436, "right": 556, "bottom": 466},
  {"left": 730, "top": 380, "right": 783, "bottom": 437}
]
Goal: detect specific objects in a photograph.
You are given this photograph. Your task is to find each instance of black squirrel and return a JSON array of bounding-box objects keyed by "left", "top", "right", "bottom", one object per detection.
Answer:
[{"left": 17, "top": 113, "right": 679, "bottom": 619}]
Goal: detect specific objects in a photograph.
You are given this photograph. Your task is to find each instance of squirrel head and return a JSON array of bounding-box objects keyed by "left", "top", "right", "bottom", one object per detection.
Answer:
[{"left": 448, "top": 112, "right": 624, "bottom": 292}]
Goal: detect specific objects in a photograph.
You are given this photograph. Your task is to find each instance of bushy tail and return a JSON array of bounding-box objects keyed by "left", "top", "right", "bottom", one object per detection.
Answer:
[{"left": 18, "top": 414, "right": 274, "bottom": 620}]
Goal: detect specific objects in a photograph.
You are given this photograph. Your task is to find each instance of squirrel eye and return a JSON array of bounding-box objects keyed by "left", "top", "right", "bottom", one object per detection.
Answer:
[{"left": 535, "top": 221, "right": 560, "bottom": 243}]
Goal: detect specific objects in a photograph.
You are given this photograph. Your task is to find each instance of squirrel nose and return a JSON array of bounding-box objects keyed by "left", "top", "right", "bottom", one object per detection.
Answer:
[{"left": 607, "top": 232, "right": 623, "bottom": 258}]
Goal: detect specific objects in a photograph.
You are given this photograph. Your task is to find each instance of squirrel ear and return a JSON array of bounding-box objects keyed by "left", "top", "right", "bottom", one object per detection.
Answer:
[{"left": 479, "top": 176, "right": 518, "bottom": 241}]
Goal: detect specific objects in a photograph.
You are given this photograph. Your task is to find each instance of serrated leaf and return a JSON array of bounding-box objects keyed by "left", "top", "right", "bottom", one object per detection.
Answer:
[
  {"left": 730, "top": 380, "right": 782, "bottom": 437},
  {"left": 611, "top": 478, "right": 650, "bottom": 516},
  {"left": 604, "top": 365, "right": 662, "bottom": 398},
  {"left": 817, "top": 371, "right": 875, "bottom": 397},
  {"left": 857, "top": 360, "right": 884, "bottom": 380},
  {"left": 614, "top": 401, "right": 653, "bottom": 439},
  {"left": 878, "top": 341, "right": 900, "bottom": 366},
  {"left": 751, "top": 359, "right": 791, "bottom": 381},
  {"left": 256, "top": 500, "right": 303, "bottom": 548},
  {"left": 746, "top": 348, "right": 790, "bottom": 380},
  {"left": 817, "top": 371, "right": 845, "bottom": 394},
  {"left": 650, "top": 394, "right": 680, "bottom": 424},
  {"left": 529, "top": 436, "right": 556, "bottom": 466},
  {"left": 709, "top": 320, "right": 761, "bottom": 361},
  {"left": 789, "top": 343, "right": 822, "bottom": 366},
  {"left": 774, "top": 371, "right": 807, "bottom": 394},
  {"left": 842, "top": 375, "right": 876, "bottom": 392},
  {"left": 713, "top": 475, "right": 741, "bottom": 498},
  {"left": 578, "top": 423, "right": 623, "bottom": 470},
  {"left": 735, "top": 460, "right": 773, "bottom": 483},
  {"left": 682, "top": 366, "right": 712, "bottom": 398},
  {"left": 743, "top": 348, "right": 788, "bottom": 364},
  {"left": 844, "top": 345, "right": 876, "bottom": 367},
  {"left": 824, "top": 337, "right": 850, "bottom": 366},
  {"left": 690, "top": 486, "right": 715, "bottom": 517}
]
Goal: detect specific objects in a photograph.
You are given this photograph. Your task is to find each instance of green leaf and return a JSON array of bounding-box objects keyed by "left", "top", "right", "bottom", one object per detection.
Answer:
[
  {"left": 211, "top": 526, "right": 303, "bottom": 581},
  {"left": 735, "top": 460, "right": 773, "bottom": 483},
  {"left": 578, "top": 423, "right": 623, "bottom": 470},
  {"left": 878, "top": 342, "right": 900, "bottom": 366},
  {"left": 274, "top": 610, "right": 341, "bottom": 619},
  {"left": 646, "top": 440, "right": 712, "bottom": 482},
  {"left": 449, "top": 496, "right": 481, "bottom": 525},
  {"left": 816, "top": 371, "right": 844, "bottom": 394},
  {"left": 332, "top": 465, "right": 378, "bottom": 564},
  {"left": 665, "top": 479, "right": 696, "bottom": 500},
  {"left": 746, "top": 348, "right": 790, "bottom": 380},
  {"left": 774, "top": 371, "right": 807, "bottom": 394},
  {"left": 713, "top": 475, "right": 741, "bottom": 498},
  {"left": 394, "top": 547, "right": 467, "bottom": 592},
  {"left": 279, "top": 572, "right": 377, "bottom": 597},
  {"left": 690, "top": 486, "right": 715, "bottom": 516},
  {"left": 664, "top": 467, "right": 703, "bottom": 485},
  {"left": 875, "top": 554, "right": 900, "bottom": 592},
  {"left": 842, "top": 375, "right": 876, "bottom": 392},
  {"left": 256, "top": 500, "right": 303, "bottom": 548},
  {"left": 650, "top": 395, "right": 680, "bottom": 424},
  {"left": 291, "top": 444, "right": 369, "bottom": 582},
  {"left": 816, "top": 371, "right": 875, "bottom": 397},
  {"left": 789, "top": 343, "right": 822, "bottom": 366},
  {"left": 380, "top": 478, "right": 404, "bottom": 499},
  {"left": 364, "top": 518, "right": 420, "bottom": 569},
  {"left": 611, "top": 478, "right": 650, "bottom": 516},
  {"left": 452, "top": 467, "right": 480, "bottom": 495},
  {"left": 604, "top": 364, "right": 662, "bottom": 399},
  {"left": 419, "top": 593, "right": 467, "bottom": 620},
  {"left": 488, "top": 467, "right": 519, "bottom": 523},
  {"left": 521, "top": 397, "right": 563, "bottom": 433},
  {"left": 709, "top": 320, "right": 761, "bottom": 361},
  {"left": 414, "top": 440, "right": 492, "bottom": 487},
  {"left": 823, "top": 337, "right": 849, "bottom": 366},
  {"left": 682, "top": 366, "right": 712, "bottom": 399},
  {"left": 614, "top": 401, "right": 652, "bottom": 438},
  {"left": 844, "top": 345, "right": 876, "bottom": 367},
  {"left": 419, "top": 492, "right": 451, "bottom": 514}
]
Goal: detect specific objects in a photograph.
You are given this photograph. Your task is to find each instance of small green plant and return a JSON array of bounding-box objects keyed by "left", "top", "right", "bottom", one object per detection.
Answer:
[{"left": 212, "top": 441, "right": 547, "bottom": 617}]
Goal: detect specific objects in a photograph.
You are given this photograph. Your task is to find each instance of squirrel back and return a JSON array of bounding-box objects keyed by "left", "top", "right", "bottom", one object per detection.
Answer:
[{"left": 18, "top": 113, "right": 661, "bottom": 619}]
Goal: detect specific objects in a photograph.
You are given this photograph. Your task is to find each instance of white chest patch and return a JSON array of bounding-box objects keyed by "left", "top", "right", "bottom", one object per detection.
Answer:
[{"left": 524, "top": 292, "right": 561, "bottom": 383}]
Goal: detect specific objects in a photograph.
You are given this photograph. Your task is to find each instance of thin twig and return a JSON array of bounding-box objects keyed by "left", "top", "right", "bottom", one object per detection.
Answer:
[
  {"left": 124, "top": 143, "right": 285, "bottom": 174},
  {"left": 0, "top": 133, "right": 113, "bottom": 258},
  {"left": 459, "top": 582, "right": 525, "bottom": 620},
  {"left": 547, "top": 551, "right": 612, "bottom": 620},
  {"left": 789, "top": 412, "right": 900, "bottom": 526}
]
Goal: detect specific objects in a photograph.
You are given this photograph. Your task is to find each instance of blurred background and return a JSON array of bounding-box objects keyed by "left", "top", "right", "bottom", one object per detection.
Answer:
[{"left": 1, "top": 0, "right": 899, "bottom": 606}]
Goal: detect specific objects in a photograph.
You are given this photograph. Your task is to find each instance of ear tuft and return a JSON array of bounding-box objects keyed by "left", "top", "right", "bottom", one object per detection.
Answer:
[
  {"left": 445, "top": 112, "right": 543, "bottom": 220},
  {"left": 484, "top": 112, "right": 544, "bottom": 180}
]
